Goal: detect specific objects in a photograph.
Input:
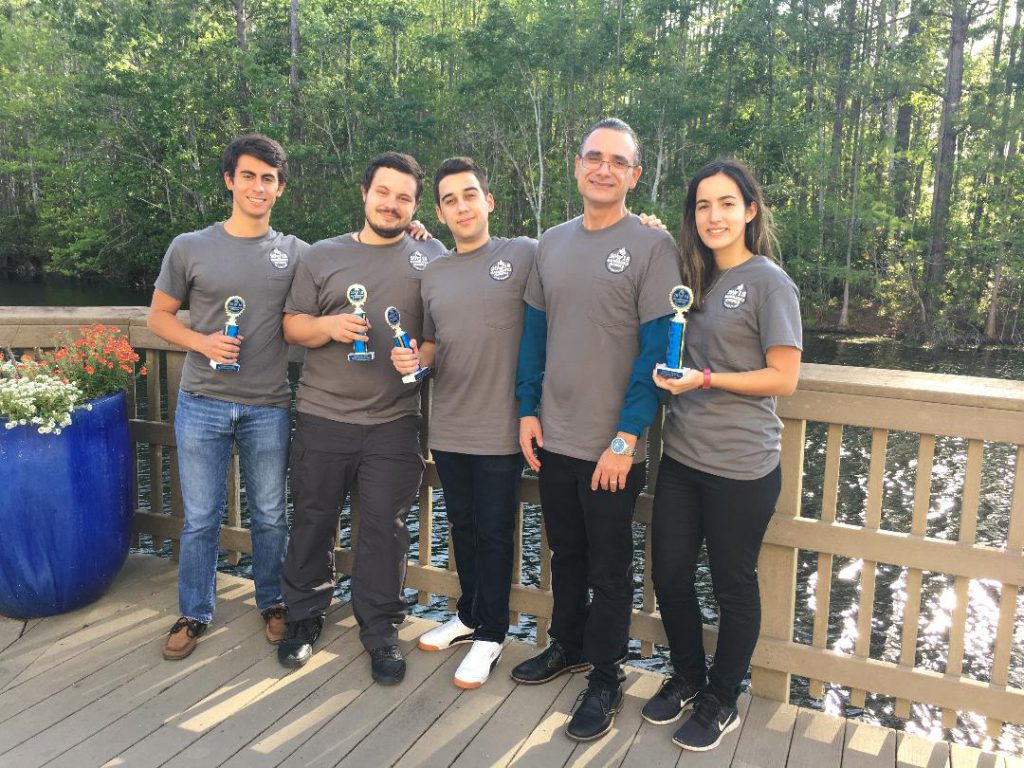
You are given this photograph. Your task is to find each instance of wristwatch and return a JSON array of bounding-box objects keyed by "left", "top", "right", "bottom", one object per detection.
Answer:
[{"left": 609, "top": 436, "right": 636, "bottom": 456}]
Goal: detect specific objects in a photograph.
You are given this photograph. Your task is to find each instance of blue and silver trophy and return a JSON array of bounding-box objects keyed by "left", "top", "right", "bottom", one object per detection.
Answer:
[
  {"left": 209, "top": 295, "right": 245, "bottom": 372},
  {"left": 654, "top": 285, "right": 694, "bottom": 379},
  {"left": 384, "top": 306, "right": 431, "bottom": 384},
  {"left": 346, "top": 283, "right": 375, "bottom": 362}
]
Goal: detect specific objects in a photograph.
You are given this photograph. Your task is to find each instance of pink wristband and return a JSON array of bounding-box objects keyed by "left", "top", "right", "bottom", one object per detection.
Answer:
[{"left": 702, "top": 368, "right": 712, "bottom": 390}]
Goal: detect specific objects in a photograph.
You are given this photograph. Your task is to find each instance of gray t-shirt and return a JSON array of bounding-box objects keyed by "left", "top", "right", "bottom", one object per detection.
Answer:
[
  {"left": 524, "top": 214, "right": 681, "bottom": 463},
  {"left": 154, "top": 222, "right": 307, "bottom": 408},
  {"left": 662, "top": 255, "right": 803, "bottom": 480},
  {"left": 285, "top": 233, "right": 446, "bottom": 425},
  {"left": 421, "top": 237, "right": 537, "bottom": 455}
]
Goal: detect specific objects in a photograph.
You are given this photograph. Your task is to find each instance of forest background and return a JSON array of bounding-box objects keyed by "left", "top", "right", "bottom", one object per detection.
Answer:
[{"left": 0, "top": 0, "right": 1021, "bottom": 342}]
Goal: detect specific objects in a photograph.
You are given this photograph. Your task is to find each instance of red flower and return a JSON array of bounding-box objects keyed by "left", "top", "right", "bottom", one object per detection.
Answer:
[{"left": 85, "top": 365, "right": 95, "bottom": 375}]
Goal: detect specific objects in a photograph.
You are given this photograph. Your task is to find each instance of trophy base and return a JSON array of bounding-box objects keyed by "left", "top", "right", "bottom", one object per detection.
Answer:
[
  {"left": 211, "top": 362, "right": 241, "bottom": 373},
  {"left": 402, "top": 367, "right": 431, "bottom": 384},
  {"left": 347, "top": 352, "right": 376, "bottom": 362},
  {"left": 655, "top": 364, "right": 690, "bottom": 380}
]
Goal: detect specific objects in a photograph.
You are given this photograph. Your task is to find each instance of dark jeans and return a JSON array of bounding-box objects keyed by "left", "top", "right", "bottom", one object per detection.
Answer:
[
  {"left": 433, "top": 450, "right": 523, "bottom": 642},
  {"left": 651, "top": 454, "right": 781, "bottom": 707},
  {"left": 538, "top": 449, "right": 646, "bottom": 686},
  {"left": 281, "top": 412, "right": 424, "bottom": 651}
]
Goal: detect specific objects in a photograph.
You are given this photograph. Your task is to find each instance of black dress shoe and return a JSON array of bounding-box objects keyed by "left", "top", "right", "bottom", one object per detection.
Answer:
[
  {"left": 566, "top": 682, "right": 623, "bottom": 741},
  {"left": 509, "top": 639, "right": 591, "bottom": 684},
  {"left": 370, "top": 644, "right": 406, "bottom": 685},
  {"left": 277, "top": 615, "right": 324, "bottom": 669}
]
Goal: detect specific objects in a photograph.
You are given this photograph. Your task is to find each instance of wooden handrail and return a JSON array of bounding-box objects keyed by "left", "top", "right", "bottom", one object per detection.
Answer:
[{"left": 4, "top": 306, "right": 1023, "bottom": 737}]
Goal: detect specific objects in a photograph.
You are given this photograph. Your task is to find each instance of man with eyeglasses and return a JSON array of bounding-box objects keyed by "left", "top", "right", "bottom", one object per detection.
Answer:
[{"left": 513, "top": 118, "right": 681, "bottom": 741}]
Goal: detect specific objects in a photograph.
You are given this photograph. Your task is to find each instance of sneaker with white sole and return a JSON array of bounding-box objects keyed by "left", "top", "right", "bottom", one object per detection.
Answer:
[
  {"left": 418, "top": 615, "right": 476, "bottom": 651},
  {"left": 454, "top": 640, "right": 503, "bottom": 688},
  {"left": 672, "top": 692, "right": 741, "bottom": 751}
]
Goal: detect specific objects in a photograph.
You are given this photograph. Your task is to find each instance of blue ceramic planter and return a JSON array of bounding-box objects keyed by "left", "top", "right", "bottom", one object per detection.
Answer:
[{"left": 0, "top": 391, "right": 133, "bottom": 617}]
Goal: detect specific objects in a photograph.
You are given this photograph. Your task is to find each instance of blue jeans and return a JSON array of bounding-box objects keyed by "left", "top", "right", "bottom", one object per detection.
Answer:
[
  {"left": 432, "top": 450, "right": 523, "bottom": 642},
  {"left": 174, "top": 390, "right": 290, "bottom": 623}
]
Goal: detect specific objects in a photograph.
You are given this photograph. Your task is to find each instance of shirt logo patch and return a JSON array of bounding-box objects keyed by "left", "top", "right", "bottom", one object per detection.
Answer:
[
  {"left": 409, "top": 251, "right": 428, "bottom": 271},
  {"left": 606, "top": 248, "right": 631, "bottom": 274},
  {"left": 723, "top": 284, "right": 747, "bottom": 309},
  {"left": 489, "top": 260, "right": 513, "bottom": 281},
  {"left": 269, "top": 248, "right": 289, "bottom": 269}
]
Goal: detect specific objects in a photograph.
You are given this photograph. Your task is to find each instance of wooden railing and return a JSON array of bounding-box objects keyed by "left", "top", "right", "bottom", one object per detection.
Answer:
[{"left": 3, "top": 307, "right": 1022, "bottom": 740}]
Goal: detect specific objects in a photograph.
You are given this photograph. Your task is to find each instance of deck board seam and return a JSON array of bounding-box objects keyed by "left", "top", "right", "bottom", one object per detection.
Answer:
[{"left": 24, "top": 600, "right": 270, "bottom": 765}]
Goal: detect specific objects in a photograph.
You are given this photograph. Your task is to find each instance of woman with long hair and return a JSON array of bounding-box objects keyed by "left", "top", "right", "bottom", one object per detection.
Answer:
[{"left": 643, "top": 158, "right": 802, "bottom": 751}]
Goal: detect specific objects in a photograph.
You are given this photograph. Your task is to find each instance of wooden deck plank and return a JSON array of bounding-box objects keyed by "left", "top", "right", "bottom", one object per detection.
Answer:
[
  {"left": 731, "top": 694, "right": 797, "bottom": 768},
  {"left": 453, "top": 667, "right": 579, "bottom": 767},
  {"left": 682, "top": 694, "right": 753, "bottom": 768},
  {"left": 56, "top": 605, "right": 358, "bottom": 768},
  {"left": 786, "top": 707, "right": 845, "bottom": 768},
  {"left": 0, "top": 554, "right": 175, "bottom": 692},
  {"left": 505, "top": 673, "right": 579, "bottom": 767},
  {"left": 0, "top": 581, "right": 260, "bottom": 766},
  {"left": 897, "top": 731, "right": 951, "bottom": 768},
  {"left": 0, "top": 578, "right": 181, "bottom": 722},
  {"left": 335, "top": 647, "right": 466, "bottom": 767},
  {"left": 393, "top": 641, "right": 536, "bottom": 768},
  {"left": 0, "top": 617, "right": 24, "bottom": 655},
  {"left": 621, "top": 704, "right": 688, "bottom": 768},
  {"left": 1, "top": 555, "right": 1016, "bottom": 768},
  {"left": 566, "top": 670, "right": 662, "bottom": 767},
  {"left": 248, "top": 618, "right": 455, "bottom": 768},
  {"left": 843, "top": 719, "right": 898, "bottom": 768}
]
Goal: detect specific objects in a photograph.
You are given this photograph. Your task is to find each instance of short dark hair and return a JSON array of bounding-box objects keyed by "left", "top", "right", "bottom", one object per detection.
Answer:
[
  {"left": 221, "top": 134, "right": 289, "bottom": 185},
  {"left": 579, "top": 118, "right": 642, "bottom": 166},
  {"left": 361, "top": 152, "right": 425, "bottom": 201},
  {"left": 433, "top": 156, "right": 490, "bottom": 203}
]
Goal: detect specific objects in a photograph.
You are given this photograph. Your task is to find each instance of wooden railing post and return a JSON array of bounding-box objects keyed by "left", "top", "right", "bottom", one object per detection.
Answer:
[{"left": 751, "top": 415, "right": 805, "bottom": 701}]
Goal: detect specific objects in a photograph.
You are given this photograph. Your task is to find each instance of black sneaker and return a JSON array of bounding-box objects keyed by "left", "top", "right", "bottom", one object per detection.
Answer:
[
  {"left": 641, "top": 675, "right": 703, "bottom": 725},
  {"left": 566, "top": 682, "right": 624, "bottom": 741},
  {"left": 276, "top": 615, "right": 324, "bottom": 669},
  {"left": 370, "top": 644, "right": 406, "bottom": 685},
  {"left": 672, "top": 692, "right": 740, "bottom": 751},
  {"left": 509, "top": 639, "right": 591, "bottom": 684}
]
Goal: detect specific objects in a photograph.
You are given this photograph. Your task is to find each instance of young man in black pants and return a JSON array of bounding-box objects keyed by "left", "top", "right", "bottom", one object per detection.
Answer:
[
  {"left": 276, "top": 152, "right": 445, "bottom": 684},
  {"left": 514, "top": 119, "right": 681, "bottom": 740}
]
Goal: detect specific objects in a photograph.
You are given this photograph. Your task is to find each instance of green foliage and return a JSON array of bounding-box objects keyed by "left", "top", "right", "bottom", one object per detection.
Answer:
[{"left": 0, "top": 0, "right": 1021, "bottom": 340}]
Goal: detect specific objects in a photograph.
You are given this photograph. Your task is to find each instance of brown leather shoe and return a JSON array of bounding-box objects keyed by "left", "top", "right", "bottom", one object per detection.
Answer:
[
  {"left": 162, "top": 617, "right": 207, "bottom": 660},
  {"left": 262, "top": 605, "right": 288, "bottom": 644}
]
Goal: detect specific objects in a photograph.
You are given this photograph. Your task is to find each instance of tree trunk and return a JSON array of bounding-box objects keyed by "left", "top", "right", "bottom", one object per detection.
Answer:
[
  {"left": 235, "top": 0, "right": 251, "bottom": 130},
  {"left": 923, "top": 0, "right": 968, "bottom": 322},
  {"left": 289, "top": 0, "right": 302, "bottom": 143}
]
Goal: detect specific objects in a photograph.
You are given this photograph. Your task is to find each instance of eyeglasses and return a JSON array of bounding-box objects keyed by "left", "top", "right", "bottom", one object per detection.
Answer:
[{"left": 580, "top": 154, "right": 636, "bottom": 172}]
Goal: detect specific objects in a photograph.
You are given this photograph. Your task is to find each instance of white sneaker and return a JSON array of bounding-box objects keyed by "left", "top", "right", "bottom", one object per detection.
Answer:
[
  {"left": 454, "top": 640, "right": 502, "bottom": 689},
  {"left": 417, "top": 615, "right": 475, "bottom": 651}
]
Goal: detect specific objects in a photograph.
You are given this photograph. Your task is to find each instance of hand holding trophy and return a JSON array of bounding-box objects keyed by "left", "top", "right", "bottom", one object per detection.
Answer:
[
  {"left": 346, "top": 283, "right": 375, "bottom": 362},
  {"left": 384, "top": 306, "right": 431, "bottom": 384},
  {"left": 209, "top": 295, "right": 246, "bottom": 372},
  {"left": 654, "top": 285, "right": 694, "bottom": 379}
]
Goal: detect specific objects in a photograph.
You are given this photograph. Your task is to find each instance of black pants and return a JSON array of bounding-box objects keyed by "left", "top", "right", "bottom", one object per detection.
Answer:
[
  {"left": 280, "top": 412, "right": 424, "bottom": 651},
  {"left": 651, "top": 454, "right": 780, "bottom": 707},
  {"left": 433, "top": 450, "right": 523, "bottom": 642},
  {"left": 538, "top": 449, "right": 645, "bottom": 686}
]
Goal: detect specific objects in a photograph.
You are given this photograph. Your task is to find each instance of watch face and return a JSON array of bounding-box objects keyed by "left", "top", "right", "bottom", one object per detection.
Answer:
[{"left": 610, "top": 437, "right": 628, "bottom": 455}]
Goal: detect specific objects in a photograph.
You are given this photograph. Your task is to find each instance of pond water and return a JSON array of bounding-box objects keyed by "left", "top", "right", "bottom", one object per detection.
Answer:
[{"left": 6, "top": 275, "right": 1022, "bottom": 755}]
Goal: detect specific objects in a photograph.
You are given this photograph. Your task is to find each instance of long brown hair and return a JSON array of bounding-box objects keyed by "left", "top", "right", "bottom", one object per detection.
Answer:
[{"left": 679, "top": 158, "right": 779, "bottom": 309}]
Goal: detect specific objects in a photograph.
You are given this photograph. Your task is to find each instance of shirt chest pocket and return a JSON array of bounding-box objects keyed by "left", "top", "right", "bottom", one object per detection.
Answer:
[
  {"left": 266, "top": 274, "right": 294, "bottom": 305},
  {"left": 586, "top": 276, "right": 636, "bottom": 327},
  {"left": 484, "top": 285, "right": 524, "bottom": 330}
]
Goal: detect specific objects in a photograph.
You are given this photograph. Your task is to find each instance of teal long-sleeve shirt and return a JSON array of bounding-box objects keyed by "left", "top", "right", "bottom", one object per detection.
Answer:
[{"left": 514, "top": 304, "right": 670, "bottom": 437}]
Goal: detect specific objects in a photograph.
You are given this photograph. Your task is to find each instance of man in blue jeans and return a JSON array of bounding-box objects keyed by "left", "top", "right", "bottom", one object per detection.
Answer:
[{"left": 148, "top": 134, "right": 307, "bottom": 660}]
